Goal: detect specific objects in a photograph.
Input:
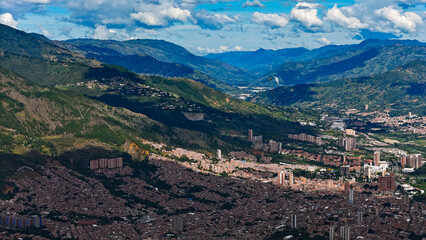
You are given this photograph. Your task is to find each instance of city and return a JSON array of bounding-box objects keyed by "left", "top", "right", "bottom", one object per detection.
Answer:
[{"left": 0, "top": 0, "right": 426, "bottom": 239}]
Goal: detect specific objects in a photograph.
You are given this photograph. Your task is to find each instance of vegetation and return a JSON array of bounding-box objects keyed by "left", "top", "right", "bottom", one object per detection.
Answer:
[
  {"left": 254, "top": 42, "right": 426, "bottom": 87},
  {"left": 252, "top": 60, "right": 426, "bottom": 115},
  {"left": 64, "top": 38, "right": 255, "bottom": 86}
]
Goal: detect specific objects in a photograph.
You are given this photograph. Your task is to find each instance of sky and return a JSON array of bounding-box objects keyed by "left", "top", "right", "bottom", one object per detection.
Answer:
[{"left": 1, "top": 0, "right": 425, "bottom": 55}]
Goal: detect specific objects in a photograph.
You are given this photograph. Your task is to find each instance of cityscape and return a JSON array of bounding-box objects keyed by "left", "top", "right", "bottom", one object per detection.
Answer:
[{"left": 0, "top": 0, "right": 426, "bottom": 239}]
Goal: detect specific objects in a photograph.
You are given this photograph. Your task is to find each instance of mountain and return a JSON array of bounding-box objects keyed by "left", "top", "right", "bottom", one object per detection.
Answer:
[
  {"left": 62, "top": 39, "right": 255, "bottom": 86},
  {"left": 0, "top": 23, "right": 313, "bottom": 155},
  {"left": 250, "top": 60, "right": 426, "bottom": 115},
  {"left": 206, "top": 39, "right": 426, "bottom": 85},
  {"left": 205, "top": 47, "right": 309, "bottom": 75},
  {"left": 253, "top": 42, "right": 426, "bottom": 87}
]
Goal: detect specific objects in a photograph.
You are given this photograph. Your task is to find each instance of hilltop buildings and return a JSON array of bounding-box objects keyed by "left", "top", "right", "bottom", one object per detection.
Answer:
[
  {"left": 90, "top": 158, "right": 123, "bottom": 170},
  {"left": 337, "top": 136, "right": 357, "bottom": 151},
  {"left": 288, "top": 133, "right": 322, "bottom": 145},
  {"left": 400, "top": 154, "right": 424, "bottom": 169}
]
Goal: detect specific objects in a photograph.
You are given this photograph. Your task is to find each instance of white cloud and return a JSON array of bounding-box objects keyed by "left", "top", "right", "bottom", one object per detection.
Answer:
[
  {"left": 325, "top": 5, "right": 367, "bottom": 29},
  {"left": 195, "top": 11, "right": 238, "bottom": 30},
  {"left": 316, "top": 36, "right": 330, "bottom": 45},
  {"left": 131, "top": 5, "right": 192, "bottom": 27},
  {"left": 252, "top": 12, "right": 288, "bottom": 28},
  {"left": 23, "top": 0, "right": 50, "bottom": 3},
  {"left": 375, "top": 6, "right": 423, "bottom": 33},
  {"left": 0, "top": 13, "right": 18, "bottom": 28},
  {"left": 92, "top": 24, "right": 115, "bottom": 39},
  {"left": 37, "top": 25, "right": 51, "bottom": 37},
  {"left": 290, "top": 2, "right": 323, "bottom": 28},
  {"left": 243, "top": 0, "right": 265, "bottom": 8},
  {"left": 196, "top": 45, "right": 244, "bottom": 54},
  {"left": 91, "top": 24, "right": 130, "bottom": 40}
]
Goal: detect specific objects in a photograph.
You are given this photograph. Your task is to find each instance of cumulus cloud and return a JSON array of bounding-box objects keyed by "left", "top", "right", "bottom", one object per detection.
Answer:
[
  {"left": 194, "top": 10, "right": 238, "bottom": 30},
  {"left": 336, "top": 0, "right": 424, "bottom": 35},
  {"left": 290, "top": 2, "right": 323, "bottom": 28},
  {"left": 24, "top": 0, "right": 51, "bottom": 3},
  {"left": 0, "top": 13, "right": 18, "bottom": 28},
  {"left": 316, "top": 36, "right": 330, "bottom": 45},
  {"left": 37, "top": 25, "right": 51, "bottom": 37},
  {"left": 325, "top": 5, "right": 367, "bottom": 29},
  {"left": 243, "top": 0, "right": 265, "bottom": 8},
  {"left": 91, "top": 24, "right": 130, "bottom": 40},
  {"left": 196, "top": 45, "right": 244, "bottom": 54},
  {"left": 252, "top": 12, "right": 288, "bottom": 28},
  {"left": 375, "top": 6, "right": 423, "bottom": 33},
  {"left": 131, "top": 5, "right": 192, "bottom": 27}
]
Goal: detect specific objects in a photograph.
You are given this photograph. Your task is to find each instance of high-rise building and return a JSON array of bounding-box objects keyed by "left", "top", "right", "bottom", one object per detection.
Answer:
[
  {"left": 400, "top": 155, "right": 407, "bottom": 168},
  {"left": 340, "top": 226, "right": 351, "bottom": 240},
  {"left": 374, "top": 151, "right": 380, "bottom": 166},
  {"left": 344, "top": 226, "right": 351, "bottom": 240},
  {"left": 340, "top": 165, "right": 350, "bottom": 175},
  {"left": 344, "top": 182, "right": 350, "bottom": 196},
  {"left": 315, "top": 137, "right": 322, "bottom": 145},
  {"left": 349, "top": 188, "right": 354, "bottom": 203},
  {"left": 337, "top": 137, "right": 357, "bottom": 150},
  {"left": 252, "top": 135, "right": 263, "bottom": 149},
  {"left": 90, "top": 158, "right": 123, "bottom": 170},
  {"left": 357, "top": 211, "right": 363, "bottom": 224},
  {"left": 338, "top": 138, "right": 346, "bottom": 148},
  {"left": 378, "top": 173, "right": 396, "bottom": 191},
  {"left": 288, "top": 172, "right": 294, "bottom": 186},
  {"left": 291, "top": 214, "right": 297, "bottom": 228},
  {"left": 32, "top": 215, "right": 42, "bottom": 228},
  {"left": 300, "top": 133, "right": 307, "bottom": 141},
  {"left": 326, "top": 179, "right": 333, "bottom": 188},
  {"left": 329, "top": 225, "right": 335, "bottom": 240},
  {"left": 365, "top": 104, "right": 368, "bottom": 110},
  {"left": 269, "top": 140, "right": 280, "bottom": 152},
  {"left": 248, "top": 129, "right": 253, "bottom": 142},
  {"left": 406, "top": 154, "right": 423, "bottom": 168},
  {"left": 172, "top": 216, "right": 183, "bottom": 233},
  {"left": 217, "top": 149, "right": 222, "bottom": 159},
  {"left": 278, "top": 171, "right": 285, "bottom": 186},
  {"left": 345, "top": 138, "right": 357, "bottom": 151}
]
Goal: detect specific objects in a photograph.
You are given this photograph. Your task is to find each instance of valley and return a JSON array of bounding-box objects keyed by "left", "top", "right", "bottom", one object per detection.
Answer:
[{"left": 0, "top": 22, "right": 425, "bottom": 240}]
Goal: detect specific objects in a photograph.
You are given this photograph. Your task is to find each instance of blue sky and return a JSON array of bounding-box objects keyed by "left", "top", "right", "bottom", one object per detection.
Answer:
[{"left": 1, "top": 0, "right": 425, "bottom": 55}]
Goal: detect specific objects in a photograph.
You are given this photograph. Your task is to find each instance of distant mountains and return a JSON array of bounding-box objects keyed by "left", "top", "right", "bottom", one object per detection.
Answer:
[
  {"left": 250, "top": 60, "right": 426, "bottom": 115},
  {"left": 206, "top": 39, "right": 426, "bottom": 87},
  {"left": 61, "top": 39, "right": 254, "bottom": 89},
  {"left": 205, "top": 47, "right": 310, "bottom": 76}
]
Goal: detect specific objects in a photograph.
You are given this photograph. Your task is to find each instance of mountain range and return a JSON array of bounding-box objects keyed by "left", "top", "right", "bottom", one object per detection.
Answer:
[
  {"left": 206, "top": 39, "right": 426, "bottom": 87},
  {"left": 0, "top": 23, "right": 313, "bottom": 157},
  {"left": 60, "top": 39, "right": 254, "bottom": 90},
  {"left": 250, "top": 60, "right": 426, "bottom": 115}
]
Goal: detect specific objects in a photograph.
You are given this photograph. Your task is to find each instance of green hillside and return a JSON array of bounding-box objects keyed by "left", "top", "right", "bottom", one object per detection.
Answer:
[
  {"left": 63, "top": 39, "right": 255, "bottom": 86},
  {"left": 251, "top": 60, "right": 426, "bottom": 115},
  {"left": 0, "top": 23, "right": 314, "bottom": 157},
  {"left": 253, "top": 44, "right": 426, "bottom": 87}
]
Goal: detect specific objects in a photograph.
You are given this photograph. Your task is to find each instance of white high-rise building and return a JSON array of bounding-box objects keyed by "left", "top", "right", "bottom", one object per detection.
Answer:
[
  {"left": 329, "top": 225, "right": 335, "bottom": 240},
  {"left": 349, "top": 189, "right": 354, "bottom": 203}
]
